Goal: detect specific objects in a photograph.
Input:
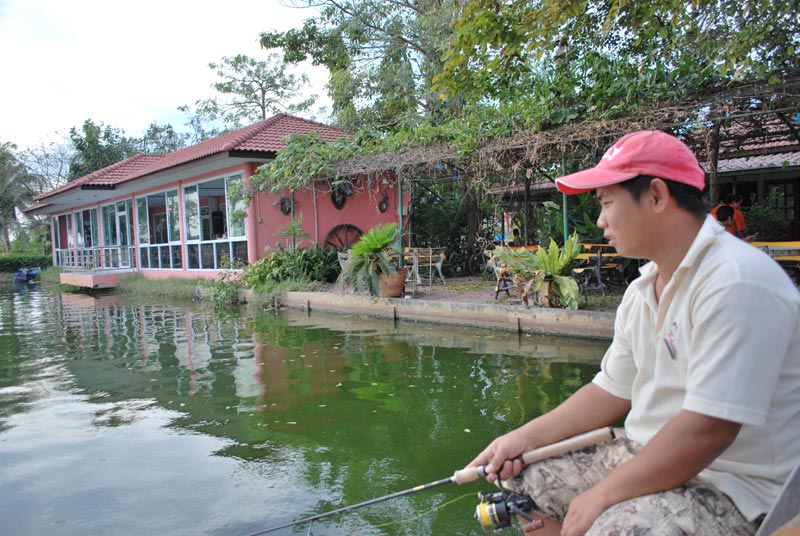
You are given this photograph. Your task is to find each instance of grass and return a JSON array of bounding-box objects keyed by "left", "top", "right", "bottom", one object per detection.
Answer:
[
  {"left": 578, "top": 287, "right": 625, "bottom": 312},
  {"left": 117, "top": 273, "right": 201, "bottom": 301},
  {"left": 445, "top": 282, "right": 489, "bottom": 293}
]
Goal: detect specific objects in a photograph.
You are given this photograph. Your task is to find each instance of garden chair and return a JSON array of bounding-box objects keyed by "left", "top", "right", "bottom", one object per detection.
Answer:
[
  {"left": 489, "top": 255, "right": 514, "bottom": 299},
  {"left": 755, "top": 461, "right": 800, "bottom": 536}
]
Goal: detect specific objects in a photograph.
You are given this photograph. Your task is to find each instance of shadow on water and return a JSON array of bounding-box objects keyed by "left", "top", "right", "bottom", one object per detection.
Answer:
[{"left": 0, "top": 285, "right": 609, "bottom": 536}]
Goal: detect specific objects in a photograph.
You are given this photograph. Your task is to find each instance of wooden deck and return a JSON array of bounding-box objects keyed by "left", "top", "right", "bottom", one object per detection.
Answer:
[{"left": 59, "top": 269, "right": 134, "bottom": 290}]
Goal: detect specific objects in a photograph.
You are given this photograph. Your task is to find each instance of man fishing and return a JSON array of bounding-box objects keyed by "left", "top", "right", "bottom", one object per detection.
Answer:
[{"left": 468, "top": 131, "right": 800, "bottom": 535}]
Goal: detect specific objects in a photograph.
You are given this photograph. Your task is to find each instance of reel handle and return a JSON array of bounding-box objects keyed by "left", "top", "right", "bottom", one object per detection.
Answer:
[{"left": 453, "top": 427, "right": 617, "bottom": 485}]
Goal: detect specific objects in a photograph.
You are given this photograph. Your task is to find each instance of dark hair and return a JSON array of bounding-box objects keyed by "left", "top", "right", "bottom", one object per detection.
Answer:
[
  {"left": 618, "top": 175, "right": 707, "bottom": 220},
  {"left": 716, "top": 204, "right": 734, "bottom": 222}
]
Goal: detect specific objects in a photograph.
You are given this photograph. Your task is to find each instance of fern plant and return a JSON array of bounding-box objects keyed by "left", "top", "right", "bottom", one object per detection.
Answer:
[
  {"left": 494, "top": 232, "right": 581, "bottom": 309},
  {"left": 336, "top": 223, "right": 400, "bottom": 295}
]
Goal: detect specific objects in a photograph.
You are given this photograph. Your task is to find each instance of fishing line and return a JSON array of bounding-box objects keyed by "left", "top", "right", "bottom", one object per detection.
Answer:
[
  {"left": 244, "top": 427, "right": 616, "bottom": 535},
  {"left": 369, "top": 492, "right": 475, "bottom": 530}
]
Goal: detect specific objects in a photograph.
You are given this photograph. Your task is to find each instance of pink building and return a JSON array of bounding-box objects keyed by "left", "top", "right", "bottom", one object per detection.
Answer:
[{"left": 26, "top": 114, "right": 409, "bottom": 289}]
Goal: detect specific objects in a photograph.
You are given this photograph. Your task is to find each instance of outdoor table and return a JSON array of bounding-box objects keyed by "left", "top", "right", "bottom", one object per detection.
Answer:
[{"left": 572, "top": 244, "right": 623, "bottom": 297}]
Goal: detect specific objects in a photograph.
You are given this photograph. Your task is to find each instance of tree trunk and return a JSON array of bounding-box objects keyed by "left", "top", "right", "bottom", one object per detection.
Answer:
[
  {"left": 2, "top": 226, "right": 11, "bottom": 252},
  {"left": 708, "top": 119, "right": 721, "bottom": 205},
  {"left": 461, "top": 176, "right": 479, "bottom": 253}
]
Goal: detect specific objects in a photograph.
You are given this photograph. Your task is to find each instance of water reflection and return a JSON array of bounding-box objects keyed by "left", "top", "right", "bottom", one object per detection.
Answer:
[{"left": 0, "top": 285, "right": 609, "bottom": 535}]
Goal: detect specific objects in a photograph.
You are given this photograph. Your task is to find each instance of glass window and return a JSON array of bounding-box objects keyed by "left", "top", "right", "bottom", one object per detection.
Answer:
[
  {"left": 117, "top": 201, "right": 130, "bottom": 247},
  {"left": 137, "top": 198, "right": 150, "bottom": 245},
  {"left": 73, "top": 211, "right": 84, "bottom": 248},
  {"left": 167, "top": 190, "right": 180, "bottom": 242},
  {"left": 226, "top": 174, "right": 246, "bottom": 238},
  {"left": 102, "top": 204, "right": 117, "bottom": 245},
  {"left": 52, "top": 217, "right": 61, "bottom": 249},
  {"left": 74, "top": 209, "right": 97, "bottom": 248},
  {"left": 184, "top": 184, "right": 200, "bottom": 241}
]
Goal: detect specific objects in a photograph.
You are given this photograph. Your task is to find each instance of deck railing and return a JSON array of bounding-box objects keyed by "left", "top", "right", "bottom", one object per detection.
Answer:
[{"left": 55, "top": 246, "right": 136, "bottom": 271}]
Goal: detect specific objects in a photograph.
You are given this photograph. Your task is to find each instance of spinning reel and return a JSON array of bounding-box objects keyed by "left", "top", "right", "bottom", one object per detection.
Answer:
[{"left": 475, "top": 487, "right": 537, "bottom": 531}]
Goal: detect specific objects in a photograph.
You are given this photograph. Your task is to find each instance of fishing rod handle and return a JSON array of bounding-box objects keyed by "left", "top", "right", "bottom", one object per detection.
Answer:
[
  {"left": 451, "top": 427, "right": 617, "bottom": 485},
  {"left": 452, "top": 465, "right": 487, "bottom": 484},
  {"left": 521, "top": 426, "right": 615, "bottom": 465}
]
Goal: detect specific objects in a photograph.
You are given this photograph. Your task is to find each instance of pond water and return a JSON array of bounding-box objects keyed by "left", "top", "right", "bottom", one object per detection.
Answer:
[{"left": 0, "top": 284, "right": 609, "bottom": 536}]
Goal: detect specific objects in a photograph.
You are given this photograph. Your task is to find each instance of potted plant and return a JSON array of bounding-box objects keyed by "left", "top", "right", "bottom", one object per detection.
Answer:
[
  {"left": 336, "top": 223, "right": 405, "bottom": 297},
  {"left": 493, "top": 232, "right": 581, "bottom": 309}
]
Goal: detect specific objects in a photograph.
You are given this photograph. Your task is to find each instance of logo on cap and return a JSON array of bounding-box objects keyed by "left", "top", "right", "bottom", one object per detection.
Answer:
[{"left": 603, "top": 146, "right": 623, "bottom": 161}]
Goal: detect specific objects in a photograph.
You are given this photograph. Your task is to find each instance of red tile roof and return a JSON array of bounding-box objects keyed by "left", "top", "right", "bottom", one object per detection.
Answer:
[
  {"left": 702, "top": 151, "right": 800, "bottom": 173},
  {"left": 135, "top": 114, "right": 350, "bottom": 177},
  {"left": 35, "top": 114, "right": 351, "bottom": 201},
  {"left": 35, "top": 153, "right": 164, "bottom": 201}
]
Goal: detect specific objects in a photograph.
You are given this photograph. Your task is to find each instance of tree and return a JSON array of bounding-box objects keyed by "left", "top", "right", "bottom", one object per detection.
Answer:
[
  {"left": 68, "top": 119, "right": 137, "bottom": 181},
  {"left": 136, "top": 122, "right": 192, "bottom": 154},
  {"left": 437, "top": 0, "right": 800, "bottom": 106},
  {"left": 22, "top": 137, "right": 73, "bottom": 193},
  {"left": 0, "top": 142, "right": 42, "bottom": 251},
  {"left": 177, "top": 104, "right": 224, "bottom": 143},
  {"left": 260, "top": 0, "right": 462, "bottom": 131},
  {"left": 189, "top": 53, "right": 315, "bottom": 128}
]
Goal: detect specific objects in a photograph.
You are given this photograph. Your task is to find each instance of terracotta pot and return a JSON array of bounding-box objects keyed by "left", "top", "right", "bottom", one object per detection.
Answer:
[{"left": 377, "top": 271, "right": 405, "bottom": 297}]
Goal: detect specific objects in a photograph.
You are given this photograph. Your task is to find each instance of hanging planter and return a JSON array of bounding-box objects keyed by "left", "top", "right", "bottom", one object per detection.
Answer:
[
  {"left": 279, "top": 197, "right": 292, "bottom": 215},
  {"left": 378, "top": 192, "right": 389, "bottom": 213}
]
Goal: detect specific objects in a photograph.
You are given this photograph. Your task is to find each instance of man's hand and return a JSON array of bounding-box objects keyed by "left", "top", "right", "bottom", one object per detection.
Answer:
[
  {"left": 560, "top": 486, "right": 610, "bottom": 536},
  {"left": 468, "top": 429, "right": 531, "bottom": 482}
]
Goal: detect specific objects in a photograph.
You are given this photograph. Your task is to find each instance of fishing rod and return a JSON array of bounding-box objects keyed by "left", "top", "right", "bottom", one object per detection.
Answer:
[{"left": 245, "top": 426, "right": 617, "bottom": 535}]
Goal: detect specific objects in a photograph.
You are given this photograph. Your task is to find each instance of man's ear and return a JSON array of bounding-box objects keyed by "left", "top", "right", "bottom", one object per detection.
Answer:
[{"left": 648, "top": 178, "right": 671, "bottom": 212}]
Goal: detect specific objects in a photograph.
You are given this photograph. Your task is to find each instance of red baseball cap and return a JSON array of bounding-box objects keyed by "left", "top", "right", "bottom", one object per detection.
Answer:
[{"left": 555, "top": 130, "right": 705, "bottom": 195}]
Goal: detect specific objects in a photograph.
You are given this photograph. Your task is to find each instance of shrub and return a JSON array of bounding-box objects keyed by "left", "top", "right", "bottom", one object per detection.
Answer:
[
  {"left": 0, "top": 254, "right": 52, "bottom": 273},
  {"left": 201, "top": 258, "right": 246, "bottom": 306},
  {"left": 242, "top": 245, "right": 338, "bottom": 287},
  {"left": 745, "top": 188, "right": 790, "bottom": 241}
]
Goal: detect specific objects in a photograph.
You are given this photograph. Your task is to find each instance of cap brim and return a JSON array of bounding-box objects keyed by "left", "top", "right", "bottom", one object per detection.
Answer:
[{"left": 555, "top": 167, "right": 640, "bottom": 195}]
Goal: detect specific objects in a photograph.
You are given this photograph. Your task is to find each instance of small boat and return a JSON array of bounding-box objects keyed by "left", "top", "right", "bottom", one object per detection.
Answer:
[{"left": 12, "top": 267, "right": 41, "bottom": 284}]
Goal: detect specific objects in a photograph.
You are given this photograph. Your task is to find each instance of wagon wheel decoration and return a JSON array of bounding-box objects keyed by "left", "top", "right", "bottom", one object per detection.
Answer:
[{"left": 324, "top": 224, "right": 363, "bottom": 250}]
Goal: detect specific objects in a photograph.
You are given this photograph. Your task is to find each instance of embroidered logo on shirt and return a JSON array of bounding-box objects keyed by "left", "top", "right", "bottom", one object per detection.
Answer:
[{"left": 664, "top": 322, "right": 678, "bottom": 360}]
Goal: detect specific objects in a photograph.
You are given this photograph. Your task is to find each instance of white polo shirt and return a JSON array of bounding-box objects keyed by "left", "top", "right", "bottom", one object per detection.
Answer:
[{"left": 593, "top": 215, "right": 800, "bottom": 521}]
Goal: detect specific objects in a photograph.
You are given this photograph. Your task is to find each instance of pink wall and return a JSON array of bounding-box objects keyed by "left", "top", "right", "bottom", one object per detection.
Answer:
[{"left": 251, "top": 171, "right": 410, "bottom": 254}]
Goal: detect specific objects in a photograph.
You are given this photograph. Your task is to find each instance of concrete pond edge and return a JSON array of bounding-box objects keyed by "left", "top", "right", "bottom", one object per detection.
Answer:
[{"left": 280, "top": 291, "right": 615, "bottom": 341}]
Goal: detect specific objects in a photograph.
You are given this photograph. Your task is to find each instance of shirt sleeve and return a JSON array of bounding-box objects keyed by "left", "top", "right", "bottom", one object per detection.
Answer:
[{"left": 593, "top": 292, "right": 637, "bottom": 400}]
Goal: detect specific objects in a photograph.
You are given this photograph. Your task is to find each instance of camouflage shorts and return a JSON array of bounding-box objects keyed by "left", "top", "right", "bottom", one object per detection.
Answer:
[{"left": 502, "top": 436, "right": 757, "bottom": 535}]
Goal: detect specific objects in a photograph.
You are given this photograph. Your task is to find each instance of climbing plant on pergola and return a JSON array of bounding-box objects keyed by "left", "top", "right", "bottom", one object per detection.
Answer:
[{"left": 251, "top": 73, "right": 800, "bottom": 253}]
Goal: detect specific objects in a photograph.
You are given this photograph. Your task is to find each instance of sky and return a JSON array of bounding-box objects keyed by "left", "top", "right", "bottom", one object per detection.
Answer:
[{"left": 0, "top": 0, "right": 330, "bottom": 150}]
